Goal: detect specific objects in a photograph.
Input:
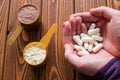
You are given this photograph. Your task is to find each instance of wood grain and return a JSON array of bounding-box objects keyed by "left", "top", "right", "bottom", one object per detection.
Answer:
[
  {"left": 75, "top": 0, "right": 106, "bottom": 12},
  {"left": 0, "top": 0, "right": 10, "bottom": 80},
  {"left": 56, "top": 0, "right": 75, "bottom": 79},
  {"left": 107, "top": 0, "right": 119, "bottom": 9},
  {"left": 118, "top": 0, "right": 120, "bottom": 9},
  {"left": 57, "top": 0, "right": 75, "bottom": 79},
  {"left": 40, "top": 0, "right": 74, "bottom": 79}
]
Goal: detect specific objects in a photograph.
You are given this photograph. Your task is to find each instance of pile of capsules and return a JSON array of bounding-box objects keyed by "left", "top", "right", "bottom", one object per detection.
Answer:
[{"left": 73, "top": 23, "right": 103, "bottom": 56}]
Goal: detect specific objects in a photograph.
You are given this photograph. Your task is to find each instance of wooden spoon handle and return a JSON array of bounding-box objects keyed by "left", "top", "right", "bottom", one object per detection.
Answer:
[
  {"left": 8, "top": 24, "right": 24, "bottom": 45},
  {"left": 39, "top": 23, "right": 58, "bottom": 49}
]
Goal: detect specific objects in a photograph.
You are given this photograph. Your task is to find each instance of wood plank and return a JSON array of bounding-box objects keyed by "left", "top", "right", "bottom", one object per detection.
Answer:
[
  {"left": 107, "top": 0, "right": 119, "bottom": 9},
  {"left": 0, "top": 0, "right": 10, "bottom": 80},
  {"left": 57, "top": 0, "right": 75, "bottom": 79},
  {"left": 40, "top": 0, "right": 74, "bottom": 79},
  {"left": 75, "top": 0, "right": 106, "bottom": 12},
  {"left": 118, "top": 1, "right": 120, "bottom": 9},
  {"left": 3, "top": 0, "right": 42, "bottom": 80},
  {"left": 74, "top": 0, "right": 106, "bottom": 80}
]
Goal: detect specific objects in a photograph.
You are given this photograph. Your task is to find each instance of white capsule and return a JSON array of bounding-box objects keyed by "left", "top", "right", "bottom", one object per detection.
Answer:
[
  {"left": 81, "top": 37, "right": 93, "bottom": 42},
  {"left": 88, "top": 28, "right": 100, "bottom": 35},
  {"left": 95, "top": 33, "right": 100, "bottom": 36},
  {"left": 77, "top": 51, "right": 90, "bottom": 56},
  {"left": 74, "top": 45, "right": 86, "bottom": 51},
  {"left": 80, "top": 33, "right": 90, "bottom": 38},
  {"left": 92, "top": 35, "right": 103, "bottom": 41},
  {"left": 73, "top": 45, "right": 81, "bottom": 51},
  {"left": 93, "top": 41, "right": 99, "bottom": 46},
  {"left": 76, "top": 35, "right": 80, "bottom": 39},
  {"left": 89, "top": 23, "right": 96, "bottom": 30},
  {"left": 73, "top": 35, "right": 83, "bottom": 45},
  {"left": 84, "top": 42, "right": 89, "bottom": 50},
  {"left": 88, "top": 42, "right": 93, "bottom": 52},
  {"left": 92, "top": 43, "right": 103, "bottom": 52}
]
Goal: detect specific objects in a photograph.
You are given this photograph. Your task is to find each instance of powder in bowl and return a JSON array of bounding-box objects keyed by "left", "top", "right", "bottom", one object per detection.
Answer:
[{"left": 18, "top": 5, "right": 39, "bottom": 25}]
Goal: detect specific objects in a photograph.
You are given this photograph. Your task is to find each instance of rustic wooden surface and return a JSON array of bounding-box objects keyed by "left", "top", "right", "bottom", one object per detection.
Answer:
[{"left": 0, "top": 0, "right": 119, "bottom": 80}]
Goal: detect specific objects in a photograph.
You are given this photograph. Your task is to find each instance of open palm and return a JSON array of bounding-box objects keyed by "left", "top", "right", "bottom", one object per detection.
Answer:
[
  {"left": 71, "top": 6, "right": 120, "bottom": 57},
  {"left": 90, "top": 6, "right": 120, "bottom": 57},
  {"left": 63, "top": 16, "right": 113, "bottom": 76},
  {"left": 63, "top": 6, "right": 120, "bottom": 76}
]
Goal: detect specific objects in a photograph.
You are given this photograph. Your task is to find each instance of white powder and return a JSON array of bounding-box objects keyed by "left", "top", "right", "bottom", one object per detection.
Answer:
[{"left": 24, "top": 45, "right": 46, "bottom": 65}]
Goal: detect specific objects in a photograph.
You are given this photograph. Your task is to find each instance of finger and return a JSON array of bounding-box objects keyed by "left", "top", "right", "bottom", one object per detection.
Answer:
[
  {"left": 96, "top": 18, "right": 108, "bottom": 28},
  {"left": 69, "top": 17, "right": 77, "bottom": 35},
  {"left": 81, "top": 23, "right": 87, "bottom": 34},
  {"left": 70, "top": 12, "right": 98, "bottom": 22},
  {"left": 96, "top": 18, "right": 108, "bottom": 36},
  {"left": 64, "top": 44, "right": 81, "bottom": 68},
  {"left": 63, "top": 21, "right": 73, "bottom": 44},
  {"left": 90, "top": 6, "right": 120, "bottom": 20},
  {"left": 75, "top": 16, "right": 82, "bottom": 34},
  {"left": 84, "top": 21, "right": 91, "bottom": 29}
]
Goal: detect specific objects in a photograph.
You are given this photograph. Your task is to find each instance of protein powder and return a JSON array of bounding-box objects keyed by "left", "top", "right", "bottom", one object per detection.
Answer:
[{"left": 18, "top": 4, "right": 39, "bottom": 25}]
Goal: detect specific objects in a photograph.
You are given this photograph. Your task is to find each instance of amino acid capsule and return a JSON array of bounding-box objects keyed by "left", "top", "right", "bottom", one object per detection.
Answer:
[
  {"left": 80, "top": 33, "right": 90, "bottom": 38},
  {"left": 81, "top": 37, "right": 93, "bottom": 42},
  {"left": 92, "top": 35, "right": 103, "bottom": 41},
  {"left": 89, "top": 23, "right": 96, "bottom": 30},
  {"left": 92, "top": 43, "right": 103, "bottom": 52},
  {"left": 77, "top": 51, "right": 90, "bottom": 56},
  {"left": 88, "top": 42, "right": 93, "bottom": 52},
  {"left": 93, "top": 41, "right": 99, "bottom": 46},
  {"left": 88, "top": 28, "right": 100, "bottom": 35},
  {"left": 73, "top": 35, "right": 83, "bottom": 45},
  {"left": 74, "top": 45, "right": 87, "bottom": 51},
  {"left": 84, "top": 42, "right": 89, "bottom": 50},
  {"left": 73, "top": 45, "right": 81, "bottom": 51}
]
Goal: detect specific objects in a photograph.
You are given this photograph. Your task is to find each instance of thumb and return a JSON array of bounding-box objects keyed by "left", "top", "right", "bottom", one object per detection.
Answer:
[
  {"left": 64, "top": 44, "right": 83, "bottom": 68},
  {"left": 90, "top": 6, "right": 119, "bottom": 20}
]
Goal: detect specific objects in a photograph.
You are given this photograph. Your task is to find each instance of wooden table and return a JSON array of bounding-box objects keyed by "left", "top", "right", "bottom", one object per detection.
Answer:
[{"left": 0, "top": 0, "right": 119, "bottom": 80}]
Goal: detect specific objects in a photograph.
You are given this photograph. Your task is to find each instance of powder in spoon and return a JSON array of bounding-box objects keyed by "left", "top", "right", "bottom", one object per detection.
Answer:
[{"left": 23, "top": 45, "right": 46, "bottom": 65}]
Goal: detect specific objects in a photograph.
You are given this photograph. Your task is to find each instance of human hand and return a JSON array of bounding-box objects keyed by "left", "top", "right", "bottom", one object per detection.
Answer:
[
  {"left": 63, "top": 6, "right": 116, "bottom": 76},
  {"left": 71, "top": 6, "right": 120, "bottom": 57}
]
